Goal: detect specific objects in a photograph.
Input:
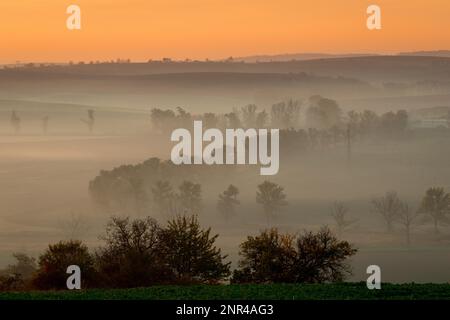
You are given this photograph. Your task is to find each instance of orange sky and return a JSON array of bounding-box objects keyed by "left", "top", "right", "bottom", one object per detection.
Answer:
[{"left": 0, "top": 0, "right": 449, "bottom": 63}]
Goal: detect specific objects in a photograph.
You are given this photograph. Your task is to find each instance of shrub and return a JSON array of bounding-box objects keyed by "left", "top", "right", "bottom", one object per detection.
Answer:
[
  {"left": 95, "top": 216, "right": 172, "bottom": 288},
  {"left": 159, "top": 215, "right": 230, "bottom": 284},
  {"left": 32, "top": 240, "right": 97, "bottom": 290},
  {"left": 0, "top": 253, "right": 37, "bottom": 291},
  {"left": 232, "top": 229, "right": 296, "bottom": 283},
  {"left": 293, "top": 227, "right": 357, "bottom": 283},
  {"left": 233, "top": 227, "right": 357, "bottom": 284}
]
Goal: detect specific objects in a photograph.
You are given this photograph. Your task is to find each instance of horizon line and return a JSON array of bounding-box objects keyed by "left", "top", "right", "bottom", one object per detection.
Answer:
[{"left": 3, "top": 49, "right": 450, "bottom": 66}]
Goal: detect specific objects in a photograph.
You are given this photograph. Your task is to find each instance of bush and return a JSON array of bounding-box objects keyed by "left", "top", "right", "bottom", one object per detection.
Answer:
[
  {"left": 232, "top": 227, "right": 357, "bottom": 284},
  {"left": 232, "top": 229, "right": 296, "bottom": 283},
  {"left": 95, "top": 216, "right": 172, "bottom": 288},
  {"left": 0, "top": 253, "right": 37, "bottom": 291},
  {"left": 0, "top": 274, "right": 25, "bottom": 291},
  {"left": 159, "top": 215, "right": 231, "bottom": 284},
  {"left": 32, "top": 240, "right": 97, "bottom": 290},
  {"left": 293, "top": 227, "right": 357, "bottom": 283}
]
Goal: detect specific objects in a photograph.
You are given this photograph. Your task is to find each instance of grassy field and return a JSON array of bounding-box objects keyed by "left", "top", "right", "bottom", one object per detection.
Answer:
[{"left": 1, "top": 283, "right": 450, "bottom": 300}]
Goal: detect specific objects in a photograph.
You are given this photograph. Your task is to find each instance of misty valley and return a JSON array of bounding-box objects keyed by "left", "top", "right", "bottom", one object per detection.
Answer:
[{"left": 1, "top": 56, "right": 450, "bottom": 292}]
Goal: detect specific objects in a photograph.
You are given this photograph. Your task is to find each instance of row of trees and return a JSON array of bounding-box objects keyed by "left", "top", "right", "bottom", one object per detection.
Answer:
[
  {"left": 331, "top": 187, "right": 450, "bottom": 245},
  {"left": 372, "top": 188, "right": 450, "bottom": 240},
  {"left": 0, "top": 215, "right": 356, "bottom": 291},
  {"left": 7, "top": 96, "right": 409, "bottom": 139},
  {"left": 89, "top": 157, "right": 237, "bottom": 214},
  {"left": 150, "top": 96, "right": 409, "bottom": 138},
  {"left": 89, "top": 157, "right": 289, "bottom": 219},
  {"left": 150, "top": 100, "right": 302, "bottom": 133},
  {"left": 8, "top": 109, "right": 95, "bottom": 134},
  {"left": 152, "top": 180, "right": 288, "bottom": 224}
]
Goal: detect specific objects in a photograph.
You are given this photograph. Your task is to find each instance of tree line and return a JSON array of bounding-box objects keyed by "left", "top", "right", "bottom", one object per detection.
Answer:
[
  {"left": 331, "top": 187, "right": 450, "bottom": 245},
  {"left": 0, "top": 215, "right": 356, "bottom": 291}
]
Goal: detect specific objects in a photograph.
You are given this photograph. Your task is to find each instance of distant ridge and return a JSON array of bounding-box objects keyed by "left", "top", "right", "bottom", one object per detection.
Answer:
[
  {"left": 234, "top": 53, "right": 379, "bottom": 62},
  {"left": 398, "top": 50, "right": 450, "bottom": 58},
  {"left": 235, "top": 50, "right": 450, "bottom": 62}
]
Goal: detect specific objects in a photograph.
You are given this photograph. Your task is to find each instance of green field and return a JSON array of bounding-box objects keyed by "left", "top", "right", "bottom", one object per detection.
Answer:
[{"left": 1, "top": 283, "right": 450, "bottom": 300}]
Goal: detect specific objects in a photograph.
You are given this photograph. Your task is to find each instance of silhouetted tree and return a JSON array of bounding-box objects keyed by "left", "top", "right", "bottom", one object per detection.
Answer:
[
  {"left": 32, "top": 240, "right": 97, "bottom": 289},
  {"left": 81, "top": 109, "right": 95, "bottom": 133},
  {"left": 331, "top": 201, "right": 357, "bottom": 236},
  {"left": 10, "top": 110, "right": 21, "bottom": 134},
  {"left": 256, "top": 181, "right": 287, "bottom": 223},
  {"left": 217, "top": 184, "right": 240, "bottom": 220},
  {"left": 306, "top": 96, "right": 341, "bottom": 129},
  {"left": 419, "top": 187, "right": 450, "bottom": 234},
  {"left": 256, "top": 110, "right": 268, "bottom": 128},
  {"left": 380, "top": 110, "right": 408, "bottom": 137},
  {"left": 396, "top": 202, "right": 421, "bottom": 245},
  {"left": 360, "top": 110, "right": 379, "bottom": 136},
  {"left": 371, "top": 191, "right": 402, "bottom": 232},
  {"left": 271, "top": 99, "right": 301, "bottom": 128},
  {"left": 232, "top": 228, "right": 296, "bottom": 283},
  {"left": 293, "top": 227, "right": 357, "bottom": 283},
  {"left": 178, "top": 181, "right": 202, "bottom": 215},
  {"left": 159, "top": 215, "right": 230, "bottom": 284},
  {"left": 96, "top": 216, "right": 171, "bottom": 288},
  {"left": 0, "top": 253, "right": 36, "bottom": 291},
  {"left": 233, "top": 227, "right": 357, "bottom": 284},
  {"left": 150, "top": 108, "right": 176, "bottom": 133},
  {"left": 59, "top": 212, "right": 89, "bottom": 240}
]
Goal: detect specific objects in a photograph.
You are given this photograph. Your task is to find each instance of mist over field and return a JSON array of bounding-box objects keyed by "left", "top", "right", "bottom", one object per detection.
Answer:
[{"left": 2, "top": 55, "right": 450, "bottom": 283}]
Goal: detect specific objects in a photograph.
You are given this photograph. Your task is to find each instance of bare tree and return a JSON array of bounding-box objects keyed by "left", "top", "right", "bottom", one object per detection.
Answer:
[
  {"left": 330, "top": 201, "right": 357, "bottom": 236},
  {"left": 371, "top": 191, "right": 402, "bottom": 232},
  {"left": 59, "top": 212, "right": 89, "bottom": 240},
  {"left": 10, "top": 110, "right": 21, "bottom": 134},
  {"left": 81, "top": 109, "right": 95, "bottom": 133},
  {"left": 396, "top": 202, "right": 421, "bottom": 245},
  {"left": 419, "top": 187, "right": 450, "bottom": 234}
]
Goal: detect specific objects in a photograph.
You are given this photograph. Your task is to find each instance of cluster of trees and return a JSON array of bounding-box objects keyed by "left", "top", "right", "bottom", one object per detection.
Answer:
[
  {"left": 150, "top": 96, "right": 408, "bottom": 136},
  {"left": 216, "top": 181, "right": 288, "bottom": 223},
  {"left": 372, "top": 188, "right": 450, "bottom": 242},
  {"left": 152, "top": 180, "right": 202, "bottom": 216},
  {"left": 0, "top": 216, "right": 356, "bottom": 291},
  {"left": 149, "top": 97, "right": 410, "bottom": 158},
  {"left": 91, "top": 165, "right": 288, "bottom": 224},
  {"left": 347, "top": 109, "right": 408, "bottom": 139},
  {"left": 89, "top": 154, "right": 289, "bottom": 220},
  {"left": 150, "top": 100, "right": 302, "bottom": 134},
  {"left": 233, "top": 227, "right": 357, "bottom": 284},
  {"left": 331, "top": 187, "right": 450, "bottom": 245},
  {"left": 89, "top": 157, "right": 237, "bottom": 214}
]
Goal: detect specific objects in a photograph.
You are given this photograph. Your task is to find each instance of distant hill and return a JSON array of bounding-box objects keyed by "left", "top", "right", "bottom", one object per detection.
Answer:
[
  {"left": 234, "top": 53, "right": 379, "bottom": 62},
  {"left": 399, "top": 50, "right": 450, "bottom": 58},
  {"left": 3, "top": 56, "right": 450, "bottom": 84},
  {"left": 236, "top": 51, "right": 450, "bottom": 62},
  {"left": 2, "top": 55, "right": 450, "bottom": 113}
]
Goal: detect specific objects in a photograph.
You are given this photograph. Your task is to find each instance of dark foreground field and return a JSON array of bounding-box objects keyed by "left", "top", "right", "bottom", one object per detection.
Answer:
[{"left": 1, "top": 283, "right": 450, "bottom": 300}]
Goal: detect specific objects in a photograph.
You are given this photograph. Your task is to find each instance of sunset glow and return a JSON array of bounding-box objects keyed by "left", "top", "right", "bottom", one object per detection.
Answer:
[{"left": 0, "top": 0, "right": 449, "bottom": 63}]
